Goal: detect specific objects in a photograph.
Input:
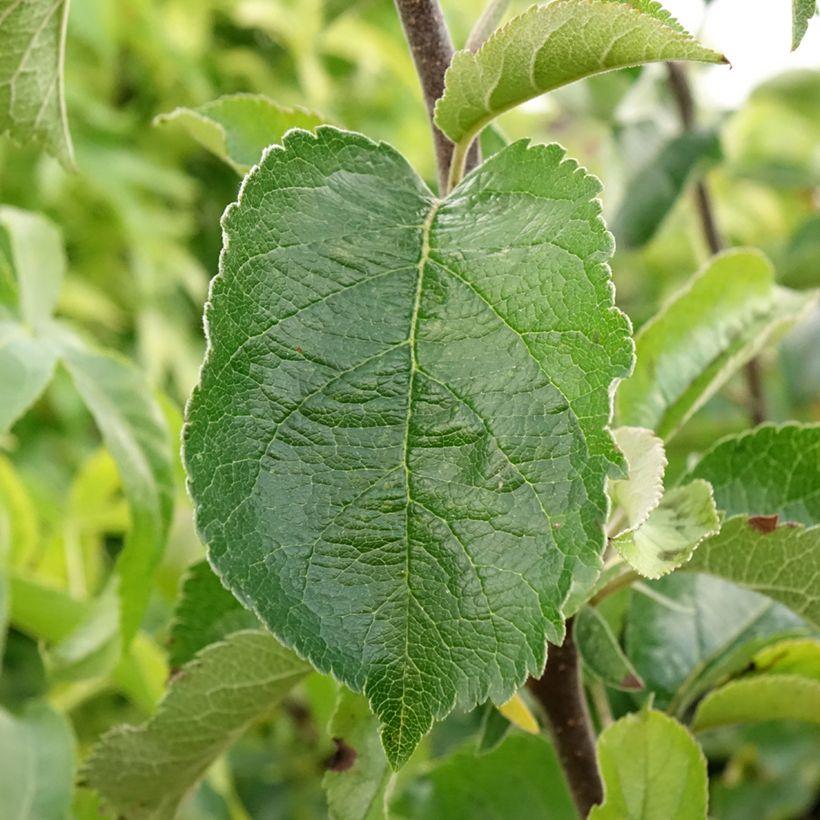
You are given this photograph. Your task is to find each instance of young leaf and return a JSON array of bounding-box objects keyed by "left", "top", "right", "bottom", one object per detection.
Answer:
[
  {"left": 608, "top": 426, "right": 667, "bottom": 534},
  {"left": 792, "top": 0, "right": 818, "bottom": 50},
  {"left": 169, "top": 559, "right": 259, "bottom": 668},
  {"left": 616, "top": 249, "right": 816, "bottom": 439},
  {"left": 84, "top": 631, "right": 310, "bottom": 819},
  {"left": 611, "top": 480, "right": 720, "bottom": 579},
  {"left": 184, "top": 127, "right": 633, "bottom": 767},
  {"left": 498, "top": 691, "right": 540, "bottom": 734},
  {"left": 434, "top": 0, "right": 726, "bottom": 186},
  {"left": 391, "top": 733, "right": 576, "bottom": 820},
  {"left": 51, "top": 326, "right": 174, "bottom": 645},
  {"left": 612, "top": 130, "right": 721, "bottom": 249},
  {"left": 323, "top": 689, "right": 392, "bottom": 820},
  {"left": 154, "top": 94, "right": 325, "bottom": 174},
  {"left": 0, "top": 702, "right": 75, "bottom": 819},
  {"left": 575, "top": 604, "right": 644, "bottom": 691},
  {"left": 0, "top": 0, "right": 74, "bottom": 165},
  {"left": 693, "top": 674, "right": 820, "bottom": 731},
  {"left": 589, "top": 709, "right": 708, "bottom": 820},
  {"left": 753, "top": 637, "right": 820, "bottom": 677}
]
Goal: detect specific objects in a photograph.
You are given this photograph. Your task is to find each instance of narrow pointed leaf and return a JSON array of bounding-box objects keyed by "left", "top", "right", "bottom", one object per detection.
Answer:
[
  {"left": 616, "top": 249, "right": 816, "bottom": 439},
  {"left": 0, "top": 0, "right": 74, "bottom": 165},
  {"left": 792, "top": 0, "right": 817, "bottom": 50},
  {"left": 434, "top": 0, "right": 725, "bottom": 179},
  {"left": 184, "top": 127, "right": 633, "bottom": 767},
  {"left": 498, "top": 691, "right": 540, "bottom": 734},
  {"left": 589, "top": 709, "right": 708, "bottom": 820},
  {"left": 154, "top": 94, "right": 325, "bottom": 174},
  {"left": 575, "top": 604, "right": 644, "bottom": 691},
  {"left": 85, "top": 631, "right": 310, "bottom": 820},
  {"left": 753, "top": 638, "right": 820, "bottom": 677}
]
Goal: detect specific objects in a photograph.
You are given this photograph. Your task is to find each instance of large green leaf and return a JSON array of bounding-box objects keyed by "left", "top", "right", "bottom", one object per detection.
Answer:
[
  {"left": 184, "top": 127, "right": 633, "bottom": 767},
  {"left": 168, "top": 559, "right": 259, "bottom": 668},
  {"left": 154, "top": 94, "right": 325, "bottom": 174},
  {"left": 792, "top": 0, "right": 817, "bottom": 50},
  {"left": 323, "top": 689, "right": 391, "bottom": 820},
  {"left": 589, "top": 709, "right": 708, "bottom": 820},
  {"left": 616, "top": 249, "right": 815, "bottom": 439},
  {"left": 0, "top": 701, "right": 75, "bottom": 820},
  {"left": 84, "top": 631, "right": 310, "bottom": 820},
  {"left": 391, "top": 733, "right": 575, "bottom": 820},
  {"left": 612, "top": 130, "right": 721, "bottom": 249},
  {"left": 0, "top": 0, "right": 73, "bottom": 165},
  {"left": 434, "top": 0, "right": 725, "bottom": 186}
]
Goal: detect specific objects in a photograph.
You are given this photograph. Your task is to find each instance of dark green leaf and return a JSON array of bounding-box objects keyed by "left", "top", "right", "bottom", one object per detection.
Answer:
[{"left": 576, "top": 604, "right": 644, "bottom": 691}]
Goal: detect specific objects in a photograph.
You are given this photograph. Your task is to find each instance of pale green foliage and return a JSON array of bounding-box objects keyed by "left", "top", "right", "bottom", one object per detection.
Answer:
[
  {"left": 616, "top": 250, "right": 816, "bottom": 438},
  {"left": 575, "top": 605, "right": 643, "bottom": 690},
  {"left": 792, "top": 0, "right": 818, "bottom": 50},
  {"left": 0, "top": 0, "right": 73, "bottom": 165},
  {"left": 609, "top": 426, "right": 666, "bottom": 533},
  {"left": 754, "top": 637, "right": 820, "bottom": 676},
  {"left": 0, "top": 702, "right": 75, "bottom": 820},
  {"left": 154, "top": 94, "right": 325, "bottom": 174},
  {"left": 184, "top": 127, "right": 633, "bottom": 766},
  {"left": 434, "top": 0, "right": 725, "bottom": 183},
  {"left": 612, "top": 480, "right": 720, "bottom": 578},
  {"left": 323, "top": 689, "right": 391, "bottom": 820},
  {"left": 85, "top": 631, "right": 310, "bottom": 819},
  {"left": 590, "top": 709, "right": 708, "bottom": 820}
]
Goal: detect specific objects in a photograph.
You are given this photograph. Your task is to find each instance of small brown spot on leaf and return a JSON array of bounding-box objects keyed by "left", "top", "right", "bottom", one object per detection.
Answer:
[
  {"left": 295, "top": 346, "right": 303, "bottom": 353},
  {"left": 327, "top": 737, "right": 357, "bottom": 772},
  {"left": 619, "top": 673, "right": 644, "bottom": 691},
  {"left": 748, "top": 514, "right": 779, "bottom": 534}
]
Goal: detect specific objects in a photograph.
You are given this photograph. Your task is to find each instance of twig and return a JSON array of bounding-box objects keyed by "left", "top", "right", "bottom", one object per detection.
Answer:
[
  {"left": 666, "top": 62, "right": 766, "bottom": 426},
  {"left": 393, "top": 0, "right": 479, "bottom": 194},
  {"left": 528, "top": 618, "right": 604, "bottom": 818}
]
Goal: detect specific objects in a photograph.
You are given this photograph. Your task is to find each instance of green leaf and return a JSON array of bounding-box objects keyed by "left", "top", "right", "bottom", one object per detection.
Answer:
[
  {"left": 792, "top": 0, "right": 817, "bottom": 50},
  {"left": 612, "top": 480, "right": 720, "bottom": 579},
  {"left": 693, "top": 674, "right": 820, "bottom": 731},
  {"left": 753, "top": 637, "right": 820, "bottom": 677},
  {"left": 589, "top": 709, "right": 708, "bottom": 820},
  {"left": 154, "top": 94, "right": 326, "bottom": 174},
  {"left": 184, "top": 127, "right": 633, "bottom": 767},
  {"left": 434, "top": 0, "right": 725, "bottom": 186},
  {"left": 0, "top": 701, "right": 75, "bottom": 820},
  {"left": 616, "top": 249, "right": 816, "bottom": 439},
  {"left": 609, "top": 426, "right": 667, "bottom": 533},
  {"left": 85, "top": 631, "right": 310, "bottom": 820},
  {"left": 686, "top": 516, "right": 820, "bottom": 629},
  {"left": 169, "top": 559, "right": 259, "bottom": 669},
  {"left": 391, "top": 733, "right": 576, "bottom": 820},
  {"left": 0, "top": 0, "right": 74, "bottom": 166},
  {"left": 51, "top": 327, "right": 175, "bottom": 645},
  {"left": 475, "top": 702, "right": 512, "bottom": 753},
  {"left": 323, "top": 689, "right": 391, "bottom": 820},
  {"left": 625, "top": 573, "right": 807, "bottom": 712},
  {"left": 685, "top": 423, "right": 820, "bottom": 526},
  {"left": 612, "top": 130, "right": 721, "bottom": 249},
  {"left": 576, "top": 604, "right": 643, "bottom": 690}
]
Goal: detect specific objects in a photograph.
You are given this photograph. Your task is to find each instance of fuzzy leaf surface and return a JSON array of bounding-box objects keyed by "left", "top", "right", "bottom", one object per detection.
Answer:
[
  {"left": 85, "top": 631, "right": 309, "bottom": 819},
  {"left": 792, "top": 0, "right": 817, "bottom": 49},
  {"left": 184, "top": 127, "right": 633, "bottom": 766},
  {"left": 434, "top": 0, "right": 725, "bottom": 164},
  {"left": 0, "top": 0, "right": 73, "bottom": 165}
]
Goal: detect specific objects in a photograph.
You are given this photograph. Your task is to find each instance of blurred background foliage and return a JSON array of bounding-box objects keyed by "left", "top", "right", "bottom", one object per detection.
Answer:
[{"left": 1, "top": 0, "right": 819, "bottom": 816}]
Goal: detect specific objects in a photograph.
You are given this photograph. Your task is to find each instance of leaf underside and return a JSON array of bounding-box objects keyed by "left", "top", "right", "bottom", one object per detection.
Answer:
[{"left": 184, "top": 126, "right": 633, "bottom": 766}]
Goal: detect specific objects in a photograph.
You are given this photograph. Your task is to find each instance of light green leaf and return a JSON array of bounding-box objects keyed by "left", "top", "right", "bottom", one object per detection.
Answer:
[
  {"left": 616, "top": 249, "right": 816, "bottom": 439},
  {"left": 323, "top": 689, "right": 391, "bottom": 820},
  {"left": 434, "top": 0, "right": 725, "bottom": 186},
  {"left": 154, "top": 94, "right": 325, "bottom": 174},
  {"left": 576, "top": 604, "right": 643, "bottom": 690},
  {"left": 792, "top": 0, "right": 817, "bottom": 50},
  {"left": 609, "top": 426, "right": 667, "bottom": 534},
  {"left": 169, "top": 559, "right": 259, "bottom": 669},
  {"left": 693, "top": 674, "right": 820, "bottom": 731},
  {"left": 0, "top": 0, "right": 73, "bottom": 165},
  {"left": 753, "top": 637, "right": 820, "bottom": 677},
  {"left": 612, "top": 130, "right": 721, "bottom": 249},
  {"left": 391, "top": 733, "right": 576, "bottom": 820},
  {"left": 84, "top": 631, "right": 310, "bottom": 820},
  {"left": 51, "top": 326, "right": 174, "bottom": 645},
  {"left": 612, "top": 480, "right": 720, "bottom": 579},
  {"left": 589, "top": 709, "right": 708, "bottom": 820},
  {"left": 0, "top": 455, "right": 39, "bottom": 571},
  {"left": 8, "top": 573, "right": 89, "bottom": 642},
  {"left": 184, "top": 127, "right": 633, "bottom": 767},
  {"left": 0, "top": 701, "right": 75, "bottom": 820}
]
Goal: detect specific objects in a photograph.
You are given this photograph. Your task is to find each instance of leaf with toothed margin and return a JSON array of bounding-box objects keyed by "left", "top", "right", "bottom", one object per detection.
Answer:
[
  {"left": 792, "top": 0, "right": 817, "bottom": 50},
  {"left": 183, "top": 126, "right": 633, "bottom": 767},
  {"left": 433, "top": 0, "right": 726, "bottom": 183}
]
